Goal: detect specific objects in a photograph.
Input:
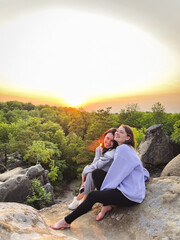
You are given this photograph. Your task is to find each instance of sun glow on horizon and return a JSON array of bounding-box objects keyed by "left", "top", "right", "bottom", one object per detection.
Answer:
[
  {"left": 65, "top": 95, "right": 84, "bottom": 107},
  {"left": 0, "top": 8, "right": 179, "bottom": 107}
]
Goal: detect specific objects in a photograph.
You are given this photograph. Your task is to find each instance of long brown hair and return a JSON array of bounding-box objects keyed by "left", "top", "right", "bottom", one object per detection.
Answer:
[
  {"left": 101, "top": 128, "right": 118, "bottom": 154},
  {"left": 120, "top": 124, "right": 136, "bottom": 149}
]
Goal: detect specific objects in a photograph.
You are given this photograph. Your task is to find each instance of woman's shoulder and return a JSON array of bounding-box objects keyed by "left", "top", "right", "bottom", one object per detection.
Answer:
[
  {"left": 104, "top": 148, "right": 116, "bottom": 156},
  {"left": 96, "top": 145, "right": 103, "bottom": 153},
  {"left": 116, "top": 144, "right": 133, "bottom": 152},
  {"left": 115, "top": 144, "right": 137, "bottom": 158},
  {"left": 115, "top": 144, "right": 140, "bottom": 165}
]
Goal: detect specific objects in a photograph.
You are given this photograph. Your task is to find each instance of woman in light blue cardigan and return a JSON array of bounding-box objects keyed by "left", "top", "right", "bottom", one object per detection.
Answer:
[{"left": 50, "top": 125, "right": 149, "bottom": 230}]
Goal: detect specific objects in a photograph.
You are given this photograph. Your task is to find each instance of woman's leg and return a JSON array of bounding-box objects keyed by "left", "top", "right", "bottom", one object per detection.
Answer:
[
  {"left": 76, "top": 172, "right": 95, "bottom": 201},
  {"left": 84, "top": 172, "right": 95, "bottom": 195},
  {"left": 76, "top": 169, "right": 106, "bottom": 202},
  {"left": 92, "top": 169, "right": 110, "bottom": 220},
  {"left": 65, "top": 189, "right": 136, "bottom": 224},
  {"left": 92, "top": 169, "right": 107, "bottom": 190},
  {"left": 77, "top": 169, "right": 107, "bottom": 201}
]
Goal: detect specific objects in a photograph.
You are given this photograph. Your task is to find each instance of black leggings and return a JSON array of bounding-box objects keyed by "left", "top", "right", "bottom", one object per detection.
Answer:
[
  {"left": 92, "top": 168, "right": 107, "bottom": 190},
  {"left": 65, "top": 169, "right": 136, "bottom": 224}
]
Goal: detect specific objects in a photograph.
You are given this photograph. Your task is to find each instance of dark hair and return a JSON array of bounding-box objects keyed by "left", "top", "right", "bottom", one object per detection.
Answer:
[
  {"left": 101, "top": 128, "right": 118, "bottom": 154},
  {"left": 120, "top": 124, "right": 136, "bottom": 149}
]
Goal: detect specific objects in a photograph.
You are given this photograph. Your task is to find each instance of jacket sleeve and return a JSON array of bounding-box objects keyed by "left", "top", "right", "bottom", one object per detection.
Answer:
[
  {"left": 101, "top": 145, "right": 139, "bottom": 190},
  {"left": 143, "top": 168, "right": 150, "bottom": 181},
  {"left": 91, "top": 146, "right": 102, "bottom": 164},
  {"left": 82, "top": 148, "right": 115, "bottom": 175}
]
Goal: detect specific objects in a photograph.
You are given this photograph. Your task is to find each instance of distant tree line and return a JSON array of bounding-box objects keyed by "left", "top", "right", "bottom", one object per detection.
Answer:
[{"left": 0, "top": 101, "right": 179, "bottom": 185}]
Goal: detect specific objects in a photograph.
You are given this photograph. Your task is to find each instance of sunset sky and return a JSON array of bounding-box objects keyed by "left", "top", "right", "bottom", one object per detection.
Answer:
[{"left": 0, "top": 0, "right": 180, "bottom": 113}]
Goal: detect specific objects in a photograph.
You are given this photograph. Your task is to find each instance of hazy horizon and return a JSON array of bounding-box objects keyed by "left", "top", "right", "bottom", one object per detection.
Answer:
[
  {"left": 0, "top": 91, "right": 179, "bottom": 114},
  {"left": 0, "top": 0, "right": 180, "bottom": 113}
]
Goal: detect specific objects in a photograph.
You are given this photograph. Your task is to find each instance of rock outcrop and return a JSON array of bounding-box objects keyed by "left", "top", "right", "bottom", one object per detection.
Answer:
[
  {"left": 41, "top": 176, "right": 180, "bottom": 240},
  {"left": 161, "top": 154, "right": 180, "bottom": 177},
  {"left": 0, "top": 165, "right": 54, "bottom": 205},
  {"left": 138, "top": 124, "right": 180, "bottom": 170},
  {"left": 0, "top": 202, "right": 76, "bottom": 240},
  {"left": 0, "top": 177, "right": 179, "bottom": 240}
]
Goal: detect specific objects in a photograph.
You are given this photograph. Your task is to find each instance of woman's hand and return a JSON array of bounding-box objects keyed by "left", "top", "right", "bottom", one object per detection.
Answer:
[{"left": 81, "top": 174, "right": 86, "bottom": 188}]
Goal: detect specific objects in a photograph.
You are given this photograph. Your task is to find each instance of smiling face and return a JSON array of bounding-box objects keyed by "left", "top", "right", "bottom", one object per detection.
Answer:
[
  {"left": 114, "top": 126, "right": 130, "bottom": 146},
  {"left": 103, "top": 132, "right": 114, "bottom": 149}
]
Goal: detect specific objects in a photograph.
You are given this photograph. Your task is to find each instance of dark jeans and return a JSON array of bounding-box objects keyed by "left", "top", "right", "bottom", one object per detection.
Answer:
[{"left": 65, "top": 169, "right": 136, "bottom": 224}]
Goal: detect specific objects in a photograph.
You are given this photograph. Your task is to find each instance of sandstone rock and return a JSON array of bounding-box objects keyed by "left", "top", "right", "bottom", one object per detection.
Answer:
[
  {"left": 0, "top": 167, "right": 27, "bottom": 182},
  {"left": 0, "top": 177, "right": 179, "bottom": 239},
  {"left": 0, "top": 202, "right": 76, "bottom": 240},
  {"left": 40, "top": 176, "right": 180, "bottom": 240},
  {"left": 130, "top": 176, "right": 180, "bottom": 239},
  {"left": 26, "top": 164, "right": 44, "bottom": 180},
  {"left": 161, "top": 154, "right": 180, "bottom": 177},
  {"left": 0, "top": 165, "right": 54, "bottom": 206},
  {"left": 138, "top": 124, "right": 180, "bottom": 169},
  {"left": 0, "top": 174, "right": 31, "bottom": 202}
]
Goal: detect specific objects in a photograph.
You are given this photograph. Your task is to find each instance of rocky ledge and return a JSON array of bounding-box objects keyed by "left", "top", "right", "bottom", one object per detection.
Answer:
[{"left": 0, "top": 176, "right": 179, "bottom": 240}]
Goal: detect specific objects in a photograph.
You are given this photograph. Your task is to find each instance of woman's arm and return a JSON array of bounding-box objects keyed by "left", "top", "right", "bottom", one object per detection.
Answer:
[
  {"left": 91, "top": 146, "right": 102, "bottom": 164},
  {"left": 82, "top": 148, "right": 115, "bottom": 175}
]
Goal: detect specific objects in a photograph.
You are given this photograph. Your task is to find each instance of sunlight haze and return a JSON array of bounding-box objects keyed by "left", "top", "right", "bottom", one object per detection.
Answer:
[{"left": 0, "top": 0, "right": 180, "bottom": 112}]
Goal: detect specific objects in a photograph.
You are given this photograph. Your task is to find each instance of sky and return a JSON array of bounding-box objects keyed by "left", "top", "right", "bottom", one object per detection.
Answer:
[{"left": 0, "top": 0, "right": 180, "bottom": 113}]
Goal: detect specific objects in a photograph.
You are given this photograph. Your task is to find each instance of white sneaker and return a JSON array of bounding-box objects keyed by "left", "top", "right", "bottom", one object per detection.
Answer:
[{"left": 68, "top": 197, "right": 84, "bottom": 210}]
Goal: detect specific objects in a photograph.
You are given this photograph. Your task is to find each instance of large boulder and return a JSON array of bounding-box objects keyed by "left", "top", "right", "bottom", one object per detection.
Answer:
[
  {"left": 138, "top": 124, "right": 180, "bottom": 169},
  {"left": 40, "top": 176, "right": 180, "bottom": 240},
  {"left": 0, "top": 177, "right": 179, "bottom": 239},
  {"left": 161, "top": 154, "right": 180, "bottom": 177},
  {"left": 168, "top": 138, "right": 180, "bottom": 157},
  {"left": 0, "top": 165, "right": 54, "bottom": 206},
  {"left": 0, "top": 202, "right": 75, "bottom": 240},
  {"left": 0, "top": 167, "right": 27, "bottom": 182},
  {"left": 26, "top": 164, "right": 44, "bottom": 180},
  {"left": 0, "top": 174, "right": 31, "bottom": 202}
]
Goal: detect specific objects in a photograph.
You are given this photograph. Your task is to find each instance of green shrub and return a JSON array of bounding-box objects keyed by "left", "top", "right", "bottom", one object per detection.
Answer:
[
  {"left": 171, "top": 120, "right": 180, "bottom": 142},
  {"left": 25, "top": 179, "right": 51, "bottom": 209},
  {"left": 132, "top": 127, "right": 146, "bottom": 148}
]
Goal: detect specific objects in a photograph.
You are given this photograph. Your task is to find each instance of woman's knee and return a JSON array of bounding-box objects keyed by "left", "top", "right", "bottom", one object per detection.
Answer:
[{"left": 92, "top": 169, "right": 104, "bottom": 179}]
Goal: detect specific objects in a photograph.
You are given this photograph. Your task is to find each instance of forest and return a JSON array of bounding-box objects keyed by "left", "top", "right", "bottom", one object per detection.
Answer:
[{"left": 0, "top": 100, "right": 180, "bottom": 185}]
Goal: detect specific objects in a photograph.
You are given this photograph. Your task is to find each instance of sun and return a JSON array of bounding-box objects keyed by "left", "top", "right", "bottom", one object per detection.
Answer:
[{"left": 65, "top": 96, "right": 84, "bottom": 107}]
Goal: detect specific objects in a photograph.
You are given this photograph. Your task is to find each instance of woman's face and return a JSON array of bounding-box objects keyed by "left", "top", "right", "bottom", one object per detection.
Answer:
[
  {"left": 114, "top": 126, "right": 130, "bottom": 145},
  {"left": 103, "top": 132, "right": 114, "bottom": 149}
]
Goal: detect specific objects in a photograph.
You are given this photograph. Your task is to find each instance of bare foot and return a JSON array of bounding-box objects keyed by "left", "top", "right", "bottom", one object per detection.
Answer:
[
  {"left": 50, "top": 219, "right": 70, "bottom": 230},
  {"left": 96, "top": 205, "right": 112, "bottom": 221}
]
